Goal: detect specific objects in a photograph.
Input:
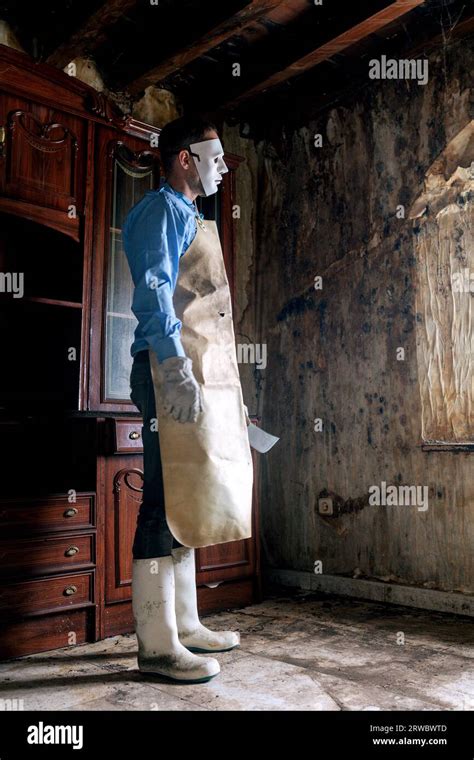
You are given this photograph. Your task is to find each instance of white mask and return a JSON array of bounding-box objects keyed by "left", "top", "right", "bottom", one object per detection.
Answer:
[{"left": 189, "top": 137, "right": 229, "bottom": 196}]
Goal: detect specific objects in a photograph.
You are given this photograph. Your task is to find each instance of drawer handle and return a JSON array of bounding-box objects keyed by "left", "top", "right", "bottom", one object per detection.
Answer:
[
  {"left": 65, "top": 546, "right": 79, "bottom": 557},
  {"left": 64, "top": 508, "right": 78, "bottom": 518},
  {"left": 204, "top": 582, "right": 222, "bottom": 589},
  {"left": 63, "top": 585, "right": 77, "bottom": 596},
  {"left": 129, "top": 431, "right": 141, "bottom": 440}
]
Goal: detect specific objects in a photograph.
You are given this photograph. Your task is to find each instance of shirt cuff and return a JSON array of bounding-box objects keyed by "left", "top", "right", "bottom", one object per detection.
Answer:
[{"left": 150, "top": 335, "right": 186, "bottom": 363}]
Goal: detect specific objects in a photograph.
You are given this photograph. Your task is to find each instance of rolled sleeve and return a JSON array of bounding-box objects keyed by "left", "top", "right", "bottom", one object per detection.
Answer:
[{"left": 131, "top": 256, "right": 186, "bottom": 362}]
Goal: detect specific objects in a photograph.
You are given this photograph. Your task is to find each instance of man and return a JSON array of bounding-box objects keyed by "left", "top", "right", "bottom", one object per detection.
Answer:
[{"left": 123, "top": 117, "right": 239, "bottom": 683}]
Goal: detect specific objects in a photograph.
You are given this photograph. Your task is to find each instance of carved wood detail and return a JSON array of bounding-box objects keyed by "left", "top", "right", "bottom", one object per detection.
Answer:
[
  {"left": 112, "top": 467, "right": 143, "bottom": 591},
  {"left": 113, "top": 467, "right": 144, "bottom": 494},
  {"left": 85, "top": 91, "right": 122, "bottom": 124},
  {"left": 7, "top": 110, "right": 78, "bottom": 201}
]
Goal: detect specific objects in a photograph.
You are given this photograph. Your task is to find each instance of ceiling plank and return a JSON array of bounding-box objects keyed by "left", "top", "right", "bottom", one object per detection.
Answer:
[
  {"left": 225, "top": 0, "right": 426, "bottom": 108},
  {"left": 210, "top": 0, "right": 310, "bottom": 57},
  {"left": 46, "top": 0, "right": 138, "bottom": 68},
  {"left": 126, "top": 0, "right": 288, "bottom": 95}
]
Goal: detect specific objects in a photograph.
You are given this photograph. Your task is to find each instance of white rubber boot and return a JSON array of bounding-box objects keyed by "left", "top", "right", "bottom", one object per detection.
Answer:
[
  {"left": 132, "top": 556, "right": 220, "bottom": 683},
  {"left": 172, "top": 546, "right": 240, "bottom": 653}
]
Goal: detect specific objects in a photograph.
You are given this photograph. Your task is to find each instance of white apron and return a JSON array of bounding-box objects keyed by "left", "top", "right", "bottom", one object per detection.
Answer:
[{"left": 149, "top": 219, "right": 253, "bottom": 548}]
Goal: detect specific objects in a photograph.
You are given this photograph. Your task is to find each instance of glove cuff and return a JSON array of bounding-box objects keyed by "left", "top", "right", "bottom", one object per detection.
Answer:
[
  {"left": 161, "top": 355, "right": 193, "bottom": 371},
  {"left": 159, "top": 355, "right": 194, "bottom": 382}
]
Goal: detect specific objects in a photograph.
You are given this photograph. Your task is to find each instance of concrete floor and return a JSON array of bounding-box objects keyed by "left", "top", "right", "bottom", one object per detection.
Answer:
[{"left": 1, "top": 591, "right": 473, "bottom": 711}]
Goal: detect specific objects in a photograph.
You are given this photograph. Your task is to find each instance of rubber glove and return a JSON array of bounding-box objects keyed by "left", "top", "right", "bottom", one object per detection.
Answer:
[{"left": 159, "top": 356, "right": 203, "bottom": 423}]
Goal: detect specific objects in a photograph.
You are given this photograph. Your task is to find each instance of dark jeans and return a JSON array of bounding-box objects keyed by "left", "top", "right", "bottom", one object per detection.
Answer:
[{"left": 130, "top": 350, "right": 183, "bottom": 558}]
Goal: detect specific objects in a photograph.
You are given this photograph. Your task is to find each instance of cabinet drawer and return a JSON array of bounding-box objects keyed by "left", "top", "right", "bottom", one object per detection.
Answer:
[
  {"left": 0, "top": 609, "right": 93, "bottom": 660},
  {"left": 0, "top": 494, "right": 95, "bottom": 535},
  {"left": 0, "top": 534, "right": 95, "bottom": 578},
  {"left": 111, "top": 418, "right": 144, "bottom": 453},
  {"left": 0, "top": 572, "right": 94, "bottom": 617}
]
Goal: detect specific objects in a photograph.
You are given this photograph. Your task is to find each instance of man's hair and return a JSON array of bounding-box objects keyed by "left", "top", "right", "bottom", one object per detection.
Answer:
[{"left": 159, "top": 116, "right": 217, "bottom": 176}]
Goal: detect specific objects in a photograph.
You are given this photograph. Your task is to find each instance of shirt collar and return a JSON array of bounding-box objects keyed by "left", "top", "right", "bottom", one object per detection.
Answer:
[{"left": 161, "top": 179, "right": 195, "bottom": 208}]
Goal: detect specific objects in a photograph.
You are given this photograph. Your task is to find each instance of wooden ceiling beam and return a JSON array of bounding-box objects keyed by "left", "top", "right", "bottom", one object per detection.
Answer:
[
  {"left": 46, "top": 0, "right": 138, "bottom": 68},
  {"left": 224, "top": 0, "right": 310, "bottom": 53},
  {"left": 126, "top": 0, "right": 287, "bottom": 95},
  {"left": 225, "top": 0, "right": 426, "bottom": 108}
]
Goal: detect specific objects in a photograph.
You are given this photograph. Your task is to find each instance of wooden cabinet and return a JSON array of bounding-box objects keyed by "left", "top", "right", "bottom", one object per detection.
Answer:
[{"left": 0, "top": 44, "right": 261, "bottom": 660}]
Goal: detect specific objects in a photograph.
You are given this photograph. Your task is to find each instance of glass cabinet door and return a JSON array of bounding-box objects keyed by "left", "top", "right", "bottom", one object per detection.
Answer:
[{"left": 104, "top": 144, "right": 158, "bottom": 401}]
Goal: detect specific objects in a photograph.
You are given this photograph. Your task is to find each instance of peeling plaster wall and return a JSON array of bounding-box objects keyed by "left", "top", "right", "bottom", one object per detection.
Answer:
[
  {"left": 229, "top": 39, "right": 473, "bottom": 594},
  {"left": 132, "top": 86, "right": 181, "bottom": 128},
  {"left": 414, "top": 172, "right": 473, "bottom": 444},
  {"left": 0, "top": 20, "right": 25, "bottom": 52},
  {"left": 63, "top": 58, "right": 105, "bottom": 92}
]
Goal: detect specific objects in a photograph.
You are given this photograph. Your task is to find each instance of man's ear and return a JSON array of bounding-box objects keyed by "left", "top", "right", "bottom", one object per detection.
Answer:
[{"left": 178, "top": 148, "right": 191, "bottom": 170}]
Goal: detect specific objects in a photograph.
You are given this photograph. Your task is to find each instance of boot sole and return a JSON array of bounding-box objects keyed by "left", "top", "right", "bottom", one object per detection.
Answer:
[
  {"left": 185, "top": 644, "right": 240, "bottom": 654},
  {"left": 139, "top": 669, "right": 219, "bottom": 684}
]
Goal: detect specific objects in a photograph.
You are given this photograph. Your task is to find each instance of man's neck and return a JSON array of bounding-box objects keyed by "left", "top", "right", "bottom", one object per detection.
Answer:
[{"left": 165, "top": 176, "right": 197, "bottom": 202}]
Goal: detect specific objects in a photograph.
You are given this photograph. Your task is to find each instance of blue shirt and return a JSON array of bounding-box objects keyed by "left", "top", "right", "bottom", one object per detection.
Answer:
[{"left": 123, "top": 181, "right": 197, "bottom": 362}]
